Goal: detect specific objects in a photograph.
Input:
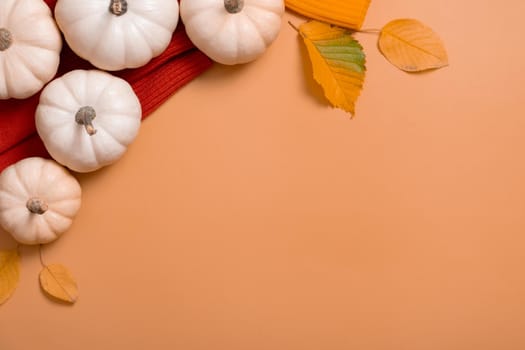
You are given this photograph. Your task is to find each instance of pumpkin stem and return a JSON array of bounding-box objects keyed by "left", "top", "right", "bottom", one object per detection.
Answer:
[
  {"left": 224, "top": 0, "right": 244, "bottom": 13},
  {"left": 75, "top": 106, "right": 97, "bottom": 136},
  {"left": 109, "top": 0, "right": 128, "bottom": 16},
  {"left": 27, "top": 198, "right": 48, "bottom": 215},
  {"left": 0, "top": 28, "right": 13, "bottom": 51}
]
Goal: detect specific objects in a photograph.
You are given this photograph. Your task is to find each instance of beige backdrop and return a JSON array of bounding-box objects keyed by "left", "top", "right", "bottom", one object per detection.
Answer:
[{"left": 2, "top": 1, "right": 525, "bottom": 349}]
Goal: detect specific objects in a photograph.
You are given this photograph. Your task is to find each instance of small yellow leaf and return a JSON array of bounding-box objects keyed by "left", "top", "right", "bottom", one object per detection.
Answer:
[
  {"left": 286, "top": 0, "right": 371, "bottom": 30},
  {"left": 39, "top": 264, "right": 78, "bottom": 304},
  {"left": 0, "top": 249, "right": 20, "bottom": 305},
  {"left": 298, "top": 21, "right": 366, "bottom": 116},
  {"left": 378, "top": 19, "right": 449, "bottom": 72}
]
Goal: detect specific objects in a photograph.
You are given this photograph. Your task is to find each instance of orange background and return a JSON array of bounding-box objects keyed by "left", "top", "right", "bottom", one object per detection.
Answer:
[{"left": 2, "top": 1, "right": 525, "bottom": 349}]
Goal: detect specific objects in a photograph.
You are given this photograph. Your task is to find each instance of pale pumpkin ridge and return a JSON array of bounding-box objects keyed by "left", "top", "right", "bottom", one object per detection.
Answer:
[
  {"left": 185, "top": 0, "right": 225, "bottom": 18},
  {"left": 39, "top": 161, "right": 71, "bottom": 197},
  {"left": 121, "top": 22, "right": 131, "bottom": 65},
  {"left": 11, "top": 162, "right": 30, "bottom": 198},
  {"left": 86, "top": 72, "right": 113, "bottom": 110},
  {"left": 87, "top": 18, "right": 115, "bottom": 59},
  {"left": 56, "top": 9, "right": 101, "bottom": 28},
  {"left": 124, "top": 15, "right": 159, "bottom": 58},
  {"left": 93, "top": 73, "right": 134, "bottom": 114},
  {"left": 94, "top": 123, "right": 128, "bottom": 149},
  {"left": 90, "top": 130, "right": 128, "bottom": 168},
  {"left": 44, "top": 123, "right": 79, "bottom": 150},
  {"left": 0, "top": 0, "right": 18, "bottom": 21},
  {"left": 12, "top": 44, "right": 59, "bottom": 82},
  {"left": 130, "top": 14, "right": 171, "bottom": 38},
  {"left": 249, "top": 0, "right": 284, "bottom": 13},
  {"left": 59, "top": 76, "right": 83, "bottom": 107},
  {"left": 127, "top": 5, "right": 175, "bottom": 33},
  {"left": 45, "top": 201, "right": 78, "bottom": 220},
  {"left": 73, "top": 69, "right": 90, "bottom": 105},
  {"left": 37, "top": 215, "right": 60, "bottom": 242},
  {"left": 5, "top": 0, "right": 25, "bottom": 27},
  {"left": 382, "top": 26, "right": 446, "bottom": 61},
  {"left": 0, "top": 55, "right": 8, "bottom": 98},
  {"left": 47, "top": 208, "right": 74, "bottom": 227},
  {"left": 87, "top": 137, "right": 102, "bottom": 169},
  {"left": 38, "top": 158, "right": 64, "bottom": 199},
  {"left": 44, "top": 213, "right": 73, "bottom": 231},
  {"left": 42, "top": 197, "right": 81, "bottom": 221},
  {"left": 243, "top": 8, "right": 279, "bottom": 46},
  {"left": 41, "top": 77, "right": 81, "bottom": 114},
  {"left": 0, "top": 190, "right": 25, "bottom": 207},
  {"left": 124, "top": 27, "right": 144, "bottom": 64},
  {"left": 237, "top": 12, "right": 268, "bottom": 50},
  {"left": 1, "top": 55, "right": 13, "bottom": 97},
  {"left": 10, "top": 9, "right": 60, "bottom": 49},
  {"left": 40, "top": 101, "right": 76, "bottom": 117},
  {"left": 188, "top": 9, "right": 231, "bottom": 57},
  {"left": 231, "top": 16, "right": 242, "bottom": 61},
  {"left": 65, "top": 16, "right": 107, "bottom": 59},
  {"left": 184, "top": 8, "right": 226, "bottom": 52},
  {"left": 0, "top": 209, "right": 30, "bottom": 241},
  {"left": 47, "top": 120, "right": 99, "bottom": 171},
  {"left": 43, "top": 266, "right": 75, "bottom": 301},
  {"left": 84, "top": 69, "right": 94, "bottom": 105},
  {"left": 10, "top": 47, "right": 47, "bottom": 84}
]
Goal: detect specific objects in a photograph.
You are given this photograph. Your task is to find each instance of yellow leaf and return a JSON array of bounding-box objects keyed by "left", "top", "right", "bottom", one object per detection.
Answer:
[
  {"left": 39, "top": 264, "right": 79, "bottom": 304},
  {"left": 286, "top": 0, "right": 371, "bottom": 30},
  {"left": 298, "top": 21, "right": 366, "bottom": 116},
  {"left": 0, "top": 249, "right": 20, "bottom": 305},
  {"left": 378, "top": 19, "right": 449, "bottom": 72}
]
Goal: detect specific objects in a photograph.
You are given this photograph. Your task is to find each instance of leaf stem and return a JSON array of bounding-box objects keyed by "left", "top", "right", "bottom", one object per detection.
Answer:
[
  {"left": 356, "top": 28, "right": 381, "bottom": 34},
  {"left": 288, "top": 21, "right": 300, "bottom": 33},
  {"left": 39, "top": 244, "right": 46, "bottom": 267}
]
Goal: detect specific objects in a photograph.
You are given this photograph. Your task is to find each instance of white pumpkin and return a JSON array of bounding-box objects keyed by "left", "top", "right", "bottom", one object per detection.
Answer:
[
  {"left": 0, "top": 0, "right": 62, "bottom": 99},
  {"left": 0, "top": 157, "right": 82, "bottom": 245},
  {"left": 180, "top": 0, "right": 284, "bottom": 65},
  {"left": 54, "top": 0, "right": 180, "bottom": 71},
  {"left": 35, "top": 70, "right": 142, "bottom": 173}
]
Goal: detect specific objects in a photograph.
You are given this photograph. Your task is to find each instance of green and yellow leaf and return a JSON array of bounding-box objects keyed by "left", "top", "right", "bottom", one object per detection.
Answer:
[
  {"left": 378, "top": 19, "right": 449, "bottom": 72},
  {"left": 40, "top": 264, "right": 79, "bottom": 304},
  {"left": 298, "top": 21, "right": 366, "bottom": 116},
  {"left": 286, "top": 0, "right": 371, "bottom": 30},
  {"left": 0, "top": 249, "right": 20, "bottom": 305}
]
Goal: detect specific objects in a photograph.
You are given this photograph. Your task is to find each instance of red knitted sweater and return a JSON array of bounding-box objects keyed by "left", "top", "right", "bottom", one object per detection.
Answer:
[{"left": 0, "top": 0, "right": 212, "bottom": 171}]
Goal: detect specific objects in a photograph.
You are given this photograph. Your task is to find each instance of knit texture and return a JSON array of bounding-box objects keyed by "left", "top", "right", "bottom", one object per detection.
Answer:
[{"left": 0, "top": 0, "right": 213, "bottom": 171}]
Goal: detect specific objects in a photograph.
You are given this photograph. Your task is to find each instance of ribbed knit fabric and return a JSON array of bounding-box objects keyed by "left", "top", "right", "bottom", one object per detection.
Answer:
[{"left": 0, "top": 0, "right": 213, "bottom": 172}]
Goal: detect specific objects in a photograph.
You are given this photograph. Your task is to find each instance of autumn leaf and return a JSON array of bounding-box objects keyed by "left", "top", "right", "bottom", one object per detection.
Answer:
[
  {"left": 378, "top": 19, "right": 449, "bottom": 72},
  {"left": 0, "top": 249, "right": 20, "bottom": 305},
  {"left": 297, "top": 21, "right": 366, "bottom": 116},
  {"left": 39, "top": 264, "right": 79, "bottom": 304},
  {"left": 286, "top": 0, "right": 371, "bottom": 30}
]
